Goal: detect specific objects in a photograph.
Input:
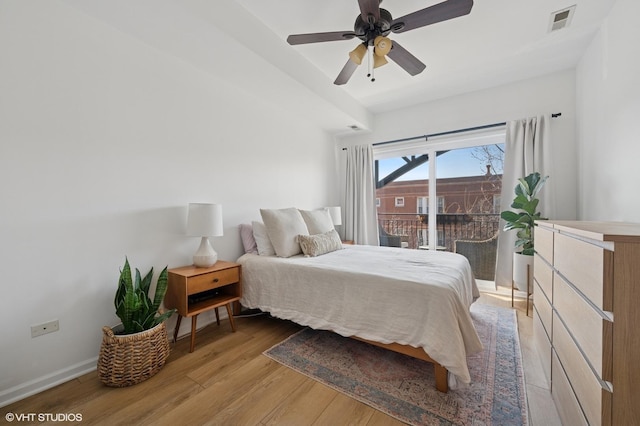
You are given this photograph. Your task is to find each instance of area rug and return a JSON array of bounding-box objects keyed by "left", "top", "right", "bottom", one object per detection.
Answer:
[{"left": 263, "top": 303, "right": 527, "bottom": 425}]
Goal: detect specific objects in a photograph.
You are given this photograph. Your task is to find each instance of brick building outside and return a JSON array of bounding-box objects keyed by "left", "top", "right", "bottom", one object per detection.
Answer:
[
  {"left": 376, "top": 170, "right": 503, "bottom": 215},
  {"left": 375, "top": 169, "right": 502, "bottom": 250}
]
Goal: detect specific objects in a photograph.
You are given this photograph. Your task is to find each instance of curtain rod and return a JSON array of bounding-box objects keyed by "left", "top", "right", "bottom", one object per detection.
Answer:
[
  {"left": 342, "top": 112, "right": 562, "bottom": 150},
  {"left": 373, "top": 121, "right": 505, "bottom": 147}
]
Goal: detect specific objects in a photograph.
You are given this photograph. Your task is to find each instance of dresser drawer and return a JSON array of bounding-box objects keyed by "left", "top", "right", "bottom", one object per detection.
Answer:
[
  {"left": 533, "top": 255, "right": 553, "bottom": 302},
  {"left": 533, "top": 307, "right": 551, "bottom": 387},
  {"left": 187, "top": 267, "right": 240, "bottom": 295},
  {"left": 534, "top": 281, "right": 552, "bottom": 338},
  {"left": 554, "top": 272, "right": 612, "bottom": 382},
  {"left": 553, "top": 311, "right": 610, "bottom": 426},
  {"left": 554, "top": 232, "right": 613, "bottom": 311},
  {"left": 535, "top": 223, "right": 554, "bottom": 263},
  {"left": 552, "top": 350, "right": 588, "bottom": 426}
]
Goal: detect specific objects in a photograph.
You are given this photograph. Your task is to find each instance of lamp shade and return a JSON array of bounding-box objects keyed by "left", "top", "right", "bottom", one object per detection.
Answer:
[
  {"left": 326, "top": 206, "right": 342, "bottom": 226},
  {"left": 349, "top": 43, "right": 367, "bottom": 65},
  {"left": 187, "top": 203, "right": 223, "bottom": 237},
  {"left": 374, "top": 36, "right": 392, "bottom": 56},
  {"left": 373, "top": 53, "right": 388, "bottom": 69}
]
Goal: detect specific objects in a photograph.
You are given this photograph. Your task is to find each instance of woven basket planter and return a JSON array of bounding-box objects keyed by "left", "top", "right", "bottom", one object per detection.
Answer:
[{"left": 97, "top": 321, "right": 170, "bottom": 387}]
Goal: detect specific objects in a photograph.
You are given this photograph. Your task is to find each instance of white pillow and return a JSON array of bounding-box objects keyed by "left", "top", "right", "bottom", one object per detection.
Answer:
[
  {"left": 298, "top": 229, "right": 343, "bottom": 257},
  {"left": 299, "top": 209, "right": 335, "bottom": 235},
  {"left": 260, "top": 208, "right": 309, "bottom": 257},
  {"left": 251, "top": 221, "right": 275, "bottom": 256}
]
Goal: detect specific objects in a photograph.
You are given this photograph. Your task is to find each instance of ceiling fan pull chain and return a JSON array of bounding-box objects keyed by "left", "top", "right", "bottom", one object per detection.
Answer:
[
  {"left": 365, "top": 45, "right": 375, "bottom": 82},
  {"left": 371, "top": 46, "right": 376, "bottom": 82},
  {"left": 366, "top": 45, "right": 372, "bottom": 79}
]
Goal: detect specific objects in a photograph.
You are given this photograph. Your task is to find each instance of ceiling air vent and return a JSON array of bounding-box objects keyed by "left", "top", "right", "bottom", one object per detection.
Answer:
[{"left": 548, "top": 5, "right": 576, "bottom": 32}]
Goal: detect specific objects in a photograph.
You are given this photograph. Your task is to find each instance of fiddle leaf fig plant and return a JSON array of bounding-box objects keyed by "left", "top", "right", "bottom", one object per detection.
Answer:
[
  {"left": 114, "top": 258, "right": 175, "bottom": 335},
  {"left": 500, "top": 172, "right": 549, "bottom": 256}
]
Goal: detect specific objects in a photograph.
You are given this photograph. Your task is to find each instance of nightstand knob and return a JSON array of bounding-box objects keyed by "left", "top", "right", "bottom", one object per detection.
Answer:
[{"left": 213, "top": 278, "right": 219, "bottom": 283}]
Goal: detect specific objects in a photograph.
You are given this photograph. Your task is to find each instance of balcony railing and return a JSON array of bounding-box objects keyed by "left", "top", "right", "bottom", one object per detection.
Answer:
[{"left": 378, "top": 213, "right": 500, "bottom": 252}]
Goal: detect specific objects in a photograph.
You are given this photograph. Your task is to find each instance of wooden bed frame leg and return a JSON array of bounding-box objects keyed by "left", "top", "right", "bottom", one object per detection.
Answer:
[
  {"left": 351, "top": 335, "right": 450, "bottom": 393},
  {"left": 434, "top": 363, "right": 448, "bottom": 393}
]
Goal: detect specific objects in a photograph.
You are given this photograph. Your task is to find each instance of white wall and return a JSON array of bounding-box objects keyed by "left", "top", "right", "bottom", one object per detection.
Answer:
[
  {"left": 576, "top": 0, "right": 640, "bottom": 221},
  {"left": 0, "top": 1, "right": 336, "bottom": 405},
  {"left": 337, "top": 70, "right": 578, "bottom": 221}
]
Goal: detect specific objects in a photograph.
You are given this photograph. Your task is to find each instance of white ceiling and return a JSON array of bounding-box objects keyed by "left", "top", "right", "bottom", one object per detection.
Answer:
[
  {"left": 235, "top": 0, "right": 615, "bottom": 113},
  {"left": 62, "top": 0, "right": 616, "bottom": 134}
]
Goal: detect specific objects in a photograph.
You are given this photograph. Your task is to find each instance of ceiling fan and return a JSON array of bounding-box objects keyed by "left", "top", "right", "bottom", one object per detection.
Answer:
[{"left": 287, "top": 0, "right": 474, "bottom": 85}]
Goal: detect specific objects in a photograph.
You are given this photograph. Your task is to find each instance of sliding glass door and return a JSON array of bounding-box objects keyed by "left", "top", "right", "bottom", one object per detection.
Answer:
[
  {"left": 374, "top": 128, "right": 505, "bottom": 281},
  {"left": 375, "top": 154, "right": 429, "bottom": 249}
]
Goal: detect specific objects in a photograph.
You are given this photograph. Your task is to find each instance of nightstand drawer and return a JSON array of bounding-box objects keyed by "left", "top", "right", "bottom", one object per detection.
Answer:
[{"left": 188, "top": 267, "right": 240, "bottom": 295}]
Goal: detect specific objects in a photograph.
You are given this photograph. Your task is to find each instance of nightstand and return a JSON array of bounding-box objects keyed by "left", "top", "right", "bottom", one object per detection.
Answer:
[{"left": 165, "top": 261, "right": 242, "bottom": 352}]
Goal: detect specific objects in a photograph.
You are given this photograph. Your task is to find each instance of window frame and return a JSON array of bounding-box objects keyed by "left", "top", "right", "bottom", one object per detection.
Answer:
[{"left": 374, "top": 127, "right": 506, "bottom": 250}]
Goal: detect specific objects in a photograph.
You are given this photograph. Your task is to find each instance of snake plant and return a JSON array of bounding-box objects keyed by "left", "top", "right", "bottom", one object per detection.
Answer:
[
  {"left": 114, "top": 258, "right": 175, "bottom": 335},
  {"left": 500, "top": 172, "right": 549, "bottom": 256}
]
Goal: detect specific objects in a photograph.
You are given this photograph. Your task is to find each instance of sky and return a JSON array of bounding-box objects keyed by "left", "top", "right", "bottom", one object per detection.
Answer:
[{"left": 378, "top": 145, "right": 504, "bottom": 181}]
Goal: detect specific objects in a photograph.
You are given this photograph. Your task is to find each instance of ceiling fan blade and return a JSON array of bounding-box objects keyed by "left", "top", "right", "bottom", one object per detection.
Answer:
[
  {"left": 358, "top": 0, "right": 380, "bottom": 23},
  {"left": 387, "top": 41, "right": 426, "bottom": 76},
  {"left": 391, "top": 0, "right": 473, "bottom": 34},
  {"left": 334, "top": 59, "right": 359, "bottom": 85},
  {"left": 287, "top": 31, "right": 357, "bottom": 45}
]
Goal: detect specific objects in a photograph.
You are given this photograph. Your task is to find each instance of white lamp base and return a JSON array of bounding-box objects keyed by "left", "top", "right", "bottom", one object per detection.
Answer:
[{"left": 193, "top": 236, "right": 218, "bottom": 268}]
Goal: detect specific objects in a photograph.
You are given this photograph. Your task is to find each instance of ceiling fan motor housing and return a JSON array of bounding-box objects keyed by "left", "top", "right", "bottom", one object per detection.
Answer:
[{"left": 354, "top": 8, "right": 393, "bottom": 44}]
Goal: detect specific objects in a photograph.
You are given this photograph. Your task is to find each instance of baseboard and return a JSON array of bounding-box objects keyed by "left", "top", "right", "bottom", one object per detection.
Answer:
[
  {"left": 0, "top": 358, "right": 97, "bottom": 408},
  {"left": 0, "top": 313, "right": 229, "bottom": 408}
]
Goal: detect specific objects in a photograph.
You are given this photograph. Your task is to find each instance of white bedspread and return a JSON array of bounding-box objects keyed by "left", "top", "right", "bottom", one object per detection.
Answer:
[{"left": 238, "top": 244, "right": 483, "bottom": 384}]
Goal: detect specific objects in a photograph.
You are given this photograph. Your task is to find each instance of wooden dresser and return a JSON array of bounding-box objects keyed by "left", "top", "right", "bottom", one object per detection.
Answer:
[{"left": 533, "top": 221, "right": 640, "bottom": 426}]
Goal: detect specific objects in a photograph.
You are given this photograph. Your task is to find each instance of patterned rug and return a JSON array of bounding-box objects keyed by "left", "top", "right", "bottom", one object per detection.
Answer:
[{"left": 263, "top": 303, "right": 527, "bottom": 425}]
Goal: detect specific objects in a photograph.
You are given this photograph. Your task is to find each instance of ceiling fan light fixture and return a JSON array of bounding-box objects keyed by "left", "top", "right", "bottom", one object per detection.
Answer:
[
  {"left": 349, "top": 43, "right": 367, "bottom": 65},
  {"left": 374, "top": 36, "right": 392, "bottom": 56},
  {"left": 373, "top": 53, "right": 388, "bottom": 69}
]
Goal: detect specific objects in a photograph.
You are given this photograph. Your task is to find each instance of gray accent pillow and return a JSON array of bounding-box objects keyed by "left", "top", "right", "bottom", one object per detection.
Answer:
[{"left": 298, "top": 229, "right": 343, "bottom": 257}]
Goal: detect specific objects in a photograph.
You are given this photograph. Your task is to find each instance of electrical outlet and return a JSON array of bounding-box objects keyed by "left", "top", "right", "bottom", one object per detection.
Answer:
[{"left": 31, "top": 320, "right": 59, "bottom": 338}]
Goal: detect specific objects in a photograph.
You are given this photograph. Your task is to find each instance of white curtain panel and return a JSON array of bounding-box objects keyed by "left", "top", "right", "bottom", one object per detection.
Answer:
[
  {"left": 495, "top": 115, "right": 555, "bottom": 288},
  {"left": 344, "top": 144, "right": 379, "bottom": 245}
]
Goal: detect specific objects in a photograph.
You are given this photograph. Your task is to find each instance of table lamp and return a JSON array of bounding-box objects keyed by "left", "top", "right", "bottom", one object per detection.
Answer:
[
  {"left": 326, "top": 206, "right": 342, "bottom": 226},
  {"left": 187, "top": 203, "right": 223, "bottom": 267}
]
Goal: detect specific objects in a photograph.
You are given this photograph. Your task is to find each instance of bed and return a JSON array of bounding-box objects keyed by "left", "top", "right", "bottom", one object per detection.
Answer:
[{"left": 237, "top": 240, "right": 483, "bottom": 392}]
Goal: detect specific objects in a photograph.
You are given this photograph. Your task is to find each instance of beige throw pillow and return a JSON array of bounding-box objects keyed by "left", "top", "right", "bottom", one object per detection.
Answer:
[
  {"left": 298, "top": 229, "right": 343, "bottom": 257},
  {"left": 260, "top": 208, "right": 309, "bottom": 257},
  {"left": 299, "top": 209, "right": 335, "bottom": 235}
]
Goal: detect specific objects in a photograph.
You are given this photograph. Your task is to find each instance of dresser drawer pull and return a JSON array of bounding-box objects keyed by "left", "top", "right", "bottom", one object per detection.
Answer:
[{"left": 213, "top": 278, "right": 219, "bottom": 283}]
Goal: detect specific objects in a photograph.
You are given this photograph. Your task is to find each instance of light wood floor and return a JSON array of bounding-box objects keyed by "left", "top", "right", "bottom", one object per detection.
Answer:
[{"left": 4, "top": 292, "right": 561, "bottom": 425}]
